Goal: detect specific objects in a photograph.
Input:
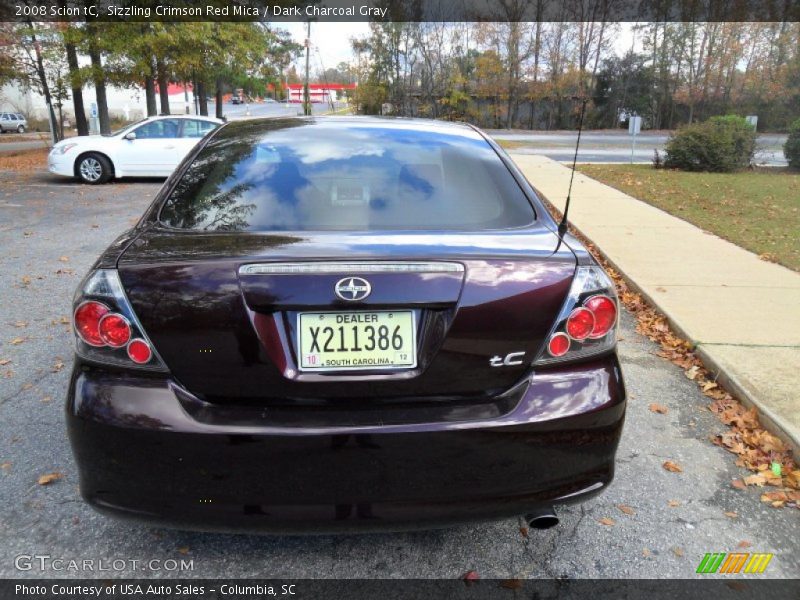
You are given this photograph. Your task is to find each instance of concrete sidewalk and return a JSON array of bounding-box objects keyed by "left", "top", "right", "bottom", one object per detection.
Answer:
[{"left": 510, "top": 154, "right": 800, "bottom": 451}]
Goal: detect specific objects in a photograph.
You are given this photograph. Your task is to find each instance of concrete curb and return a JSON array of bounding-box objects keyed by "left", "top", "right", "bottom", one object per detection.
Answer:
[{"left": 563, "top": 217, "right": 800, "bottom": 457}]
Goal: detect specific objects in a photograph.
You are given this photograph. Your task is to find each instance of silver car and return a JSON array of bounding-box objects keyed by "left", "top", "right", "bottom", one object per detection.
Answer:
[{"left": 0, "top": 112, "right": 28, "bottom": 133}]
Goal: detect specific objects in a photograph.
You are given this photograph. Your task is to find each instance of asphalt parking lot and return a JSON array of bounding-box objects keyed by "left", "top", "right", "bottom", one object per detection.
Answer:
[{"left": 0, "top": 169, "right": 797, "bottom": 579}]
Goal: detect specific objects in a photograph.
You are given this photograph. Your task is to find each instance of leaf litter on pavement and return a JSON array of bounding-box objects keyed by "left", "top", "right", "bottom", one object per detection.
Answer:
[{"left": 545, "top": 200, "right": 798, "bottom": 510}]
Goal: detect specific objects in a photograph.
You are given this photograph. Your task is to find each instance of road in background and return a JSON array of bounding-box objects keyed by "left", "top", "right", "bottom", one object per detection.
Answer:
[
  {"left": 4, "top": 118, "right": 787, "bottom": 166},
  {"left": 488, "top": 130, "right": 789, "bottom": 166},
  {"left": 212, "top": 99, "right": 348, "bottom": 119}
]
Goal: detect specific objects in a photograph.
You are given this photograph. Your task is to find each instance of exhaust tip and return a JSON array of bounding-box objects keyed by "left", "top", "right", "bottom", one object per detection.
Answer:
[{"left": 525, "top": 509, "right": 559, "bottom": 530}]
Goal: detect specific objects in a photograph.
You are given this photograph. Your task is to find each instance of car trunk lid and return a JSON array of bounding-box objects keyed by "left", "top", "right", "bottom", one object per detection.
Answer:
[{"left": 117, "top": 226, "right": 576, "bottom": 404}]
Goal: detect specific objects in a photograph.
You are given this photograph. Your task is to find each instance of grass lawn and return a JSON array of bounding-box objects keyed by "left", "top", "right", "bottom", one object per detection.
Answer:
[
  {"left": 495, "top": 139, "right": 529, "bottom": 150},
  {"left": 577, "top": 164, "right": 800, "bottom": 272}
]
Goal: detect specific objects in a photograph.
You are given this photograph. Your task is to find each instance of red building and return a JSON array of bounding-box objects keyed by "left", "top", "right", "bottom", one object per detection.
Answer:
[{"left": 284, "top": 83, "right": 357, "bottom": 103}]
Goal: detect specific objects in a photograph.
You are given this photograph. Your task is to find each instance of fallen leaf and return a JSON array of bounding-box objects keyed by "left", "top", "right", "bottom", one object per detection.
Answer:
[
  {"left": 0, "top": 359, "right": 10, "bottom": 366},
  {"left": 40, "top": 396, "right": 52, "bottom": 403},
  {"left": 462, "top": 570, "right": 479, "bottom": 584},
  {"left": 177, "top": 547, "right": 190, "bottom": 555},
  {"left": 642, "top": 548, "right": 651, "bottom": 557},
  {"left": 59, "top": 256, "right": 69, "bottom": 262},
  {"left": 731, "top": 479, "right": 746, "bottom": 490},
  {"left": 38, "top": 472, "right": 63, "bottom": 485},
  {"left": 668, "top": 499, "right": 680, "bottom": 507},
  {"left": 737, "top": 540, "right": 751, "bottom": 548},
  {"left": 519, "top": 526, "right": 528, "bottom": 538},
  {"left": 598, "top": 517, "right": 615, "bottom": 526},
  {"left": 548, "top": 202, "right": 800, "bottom": 511},
  {"left": 761, "top": 491, "right": 789, "bottom": 503},
  {"left": 51, "top": 361, "right": 65, "bottom": 373},
  {"left": 744, "top": 473, "right": 767, "bottom": 487},
  {"left": 10, "top": 337, "right": 25, "bottom": 345},
  {"left": 672, "top": 547, "right": 684, "bottom": 557},
  {"left": 1, "top": 462, "right": 11, "bottom": 470},
  {"left": 649, "top": 403, "right": 669, "bottom": 414},
  {"left": 13, "top": 321, "right": 27, "bottom": 328},
  {"left": 663, "top": 460, "right": 683, "bottom": 473},
  {"left": 500, "top": 579, "right": 523, "bottom": 590},
  {"left": 20, "top": 275, "right": 31, "bottom": 286},
  {"left": 617, "top": 504, "right": 635, "bottom": 515},
  {"left": 724, "top": 511, "right": 738, "bottom": 519}
]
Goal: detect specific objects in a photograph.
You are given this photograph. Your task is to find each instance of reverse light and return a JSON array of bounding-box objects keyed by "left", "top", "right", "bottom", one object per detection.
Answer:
[
  {"left": 72, "top": 269, "right": 166, "bottom": 371},
  {"left": 534, "top": 265, "right": 619, "bottom": 366}
]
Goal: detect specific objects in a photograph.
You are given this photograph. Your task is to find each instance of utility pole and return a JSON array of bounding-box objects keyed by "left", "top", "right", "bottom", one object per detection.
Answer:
[{"left": 304, "top": 20, "right": 311, "bottom": 116}]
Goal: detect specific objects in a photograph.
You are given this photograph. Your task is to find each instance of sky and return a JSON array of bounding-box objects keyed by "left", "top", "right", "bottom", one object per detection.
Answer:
[{"left": 279, "top": 22, "right": 642, "bottom": 77}]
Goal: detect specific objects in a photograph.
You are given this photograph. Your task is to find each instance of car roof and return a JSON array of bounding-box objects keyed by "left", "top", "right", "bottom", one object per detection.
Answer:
[{"left": 215, "top": 116, "right": 484, "bottom": 141}]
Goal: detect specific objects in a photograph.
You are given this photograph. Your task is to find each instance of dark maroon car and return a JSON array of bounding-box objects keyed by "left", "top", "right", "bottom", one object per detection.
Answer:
[{"left": 67, "top": 117, "right": 625, "bottom": 533}]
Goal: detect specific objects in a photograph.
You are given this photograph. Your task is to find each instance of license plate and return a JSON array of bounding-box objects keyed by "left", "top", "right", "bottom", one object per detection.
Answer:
[{"left": 297, "top": 310, "right": 417, "bottom": 371}]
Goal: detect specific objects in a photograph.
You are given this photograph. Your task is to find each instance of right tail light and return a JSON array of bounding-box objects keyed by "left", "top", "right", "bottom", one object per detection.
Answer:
[{"left": 534, "top": 265, "right": 619, "bottom": 366}]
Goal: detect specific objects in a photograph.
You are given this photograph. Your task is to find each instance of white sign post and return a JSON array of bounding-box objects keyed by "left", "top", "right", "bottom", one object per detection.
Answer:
[
  {"left": 628, "top": 115, "right": 642, "bottom": 163},
  {"left": 89, "top": 102, "right": 99, "bottom": 135},
  {"left": 746, "top": 115, "right": 758, "bottom": 131}
]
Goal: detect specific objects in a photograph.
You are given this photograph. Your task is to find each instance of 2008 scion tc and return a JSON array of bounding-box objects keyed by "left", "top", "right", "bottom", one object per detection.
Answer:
[{"left": 67, "top": 117, "right": 625, "bottom": 533}]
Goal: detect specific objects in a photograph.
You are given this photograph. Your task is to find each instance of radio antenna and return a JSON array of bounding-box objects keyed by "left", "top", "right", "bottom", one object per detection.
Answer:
[{"left": 559, "top": 97, "right": 588, "bottom": 237}]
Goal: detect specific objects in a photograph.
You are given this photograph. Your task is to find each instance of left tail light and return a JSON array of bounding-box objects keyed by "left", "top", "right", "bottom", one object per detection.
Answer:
[
  {"left": 72, "top": 269, "right": 167, "bottom": 371},
  {"left": 534, "top": 265, "right": 619, "bottom": 366}
]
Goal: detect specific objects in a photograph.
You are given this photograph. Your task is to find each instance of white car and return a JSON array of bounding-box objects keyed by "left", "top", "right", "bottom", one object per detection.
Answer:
[{"left": 48, "top": 115, "right": 223, "bottom": 184}]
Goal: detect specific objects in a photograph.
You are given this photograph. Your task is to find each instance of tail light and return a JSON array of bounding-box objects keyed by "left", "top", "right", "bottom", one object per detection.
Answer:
[
  {"left": 534, "top": 265, "right": 619, "bottom": 366},
  {"left": 72, "top": 269, "right": 167, "bottom": 371}
]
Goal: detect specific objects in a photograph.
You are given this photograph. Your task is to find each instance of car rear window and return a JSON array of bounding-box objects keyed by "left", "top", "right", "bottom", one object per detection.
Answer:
[{"left": 159, "top": 120, "right": 535, "bottom": 232}]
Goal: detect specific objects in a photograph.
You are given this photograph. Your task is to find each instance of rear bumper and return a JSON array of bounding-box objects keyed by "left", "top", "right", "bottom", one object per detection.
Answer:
[{"left": 66, "top": 355, "right": 626, "bottom": 533}]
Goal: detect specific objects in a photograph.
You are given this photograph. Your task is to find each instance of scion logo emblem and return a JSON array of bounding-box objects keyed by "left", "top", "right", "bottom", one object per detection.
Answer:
[{"left": 335, "top": 277, "right": 371, "bottom": 301}]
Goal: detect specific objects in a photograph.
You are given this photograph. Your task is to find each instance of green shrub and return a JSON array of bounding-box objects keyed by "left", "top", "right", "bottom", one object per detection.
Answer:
[
  {"left": 784, "top": 119, "right": 800, "bottom": 169},
  {"left": 664, "top": 115, "right": 757, "bottom": 172}
]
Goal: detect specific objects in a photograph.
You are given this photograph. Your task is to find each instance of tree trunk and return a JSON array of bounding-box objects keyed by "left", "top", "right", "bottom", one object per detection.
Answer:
[
  {"left": 197, "top": 81, "right": 208, "bottom": 116},
  {"left": 156, "top": 59, "right": 170, "bottom": 114},
  {"left": 27, "top": 21, "right": 61, "bottom": 142},
  {"left": 87, "top": 43, "right": 110, "bottom": 135},
  {"left": 57, "top": 102, "right": 64, "bottom": 139},
  {"left": 64, "top": 38, "right": 88, "bottom": 135},
  {"left": 144, "top": 59, "right": 158, "bottom": 117},
  {"left": 215, "top": 78, "right": 224, "bottom": 119}
]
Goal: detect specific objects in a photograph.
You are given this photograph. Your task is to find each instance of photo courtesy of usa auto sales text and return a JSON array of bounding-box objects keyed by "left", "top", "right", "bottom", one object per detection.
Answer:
[{"left": 15, "top": 583, "right": 298, "bottom": 597}]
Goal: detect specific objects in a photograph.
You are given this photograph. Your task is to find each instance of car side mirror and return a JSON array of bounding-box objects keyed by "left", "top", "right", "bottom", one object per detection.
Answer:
[{"left": 124, "top": 132, "right": 136, "bottom": 141}]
